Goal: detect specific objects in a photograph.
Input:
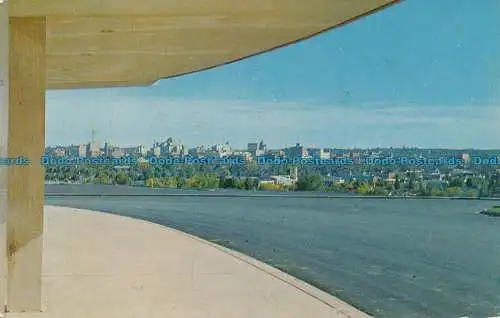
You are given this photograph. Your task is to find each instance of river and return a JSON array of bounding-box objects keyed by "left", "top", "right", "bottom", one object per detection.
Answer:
[{"left": 45, "top": 184, "right": 500, "bottom": 318}]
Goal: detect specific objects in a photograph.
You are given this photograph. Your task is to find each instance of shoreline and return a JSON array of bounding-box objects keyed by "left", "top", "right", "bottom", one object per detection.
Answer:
[
  {"left": 45, "top": 192, "right": 500, "bottom": 200},
  {"left": 45, "top": 183, "right": 500, "bottom": 200}
]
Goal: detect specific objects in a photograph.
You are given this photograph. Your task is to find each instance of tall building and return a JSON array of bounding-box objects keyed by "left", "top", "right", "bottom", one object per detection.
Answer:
[
  {"left": 110, "top": 147, "right": 125, "bottom": 158},
  {"left": 286, "top": 143, "right": 308, "bottom": 158},
  {"left": 122, "top": 147, "right": 137, "bottom": 156},
  {"left": 247, "top": 142, "right": 258, "bottom": 155},
  {"left": 153, "top": 137, "right": 185, "bottom": 156},
  {"left": 212, "top": 142, "right": 232, "bottom": 157},
  {"left": 308, "top": 148, "right": 330, "bottom": 159},
  {"left": 67, "top": 144, "right": 86, "bottom": 157},
  {"left": 248, "top": 140, "right": 265, "bottom": 156},
  {"left": 51, "top": 148, "right": 66, "bottom": 157},
  {"left": 86, "top": 144, "right": 101, "bottom": 157},
  {"left": 104, "top": 142, "right": 111, "bottom": 156},
  {"left": 258, "top": 140, "right": 266, "bottom": 151},
  {"left": 103, "top": 142, "right": 126, "bottom": 158},
  {"left": 86, "top": 129, "right": 101, "bottom": 157},
  {"left": 152, "top": 147, "right": 161, "bottom": 157},
  {"left": 267, "top": 149, "right": 284, "bottom": 157},
  {"left": 137, "top": 145, "right": 147, "bottom": 156}
]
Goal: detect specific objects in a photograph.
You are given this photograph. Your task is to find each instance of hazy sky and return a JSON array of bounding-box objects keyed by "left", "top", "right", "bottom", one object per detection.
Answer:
[{"left": 46, "top": 0, "right": 500, "bottom": 149}]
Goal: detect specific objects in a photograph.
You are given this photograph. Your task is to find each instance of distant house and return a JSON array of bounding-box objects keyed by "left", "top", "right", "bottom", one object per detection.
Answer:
[
  {"left": 451, "top": 168, "right": 474, "bottom": 176},
  {"left": 322, "top": 175, "right": 345, "bottom": 186},
  {"left": 258, "top": 179, "right": 275, "bottom": 188},
  {"left": 350, "top": 175, "right": 374, "bottom": 183},
  {"left": 270, "top": 175, "right": 296, "bottom": 186},
  {"left": 385, "top": 178, "right": 396, "bottom": 185},
  {"left": 258, "top": 172, "right": 297, "bottom": 186}
]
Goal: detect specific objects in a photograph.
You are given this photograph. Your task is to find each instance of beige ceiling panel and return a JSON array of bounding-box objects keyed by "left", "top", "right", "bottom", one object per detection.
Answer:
[
  {"left": 11, "top": 0, "right": 396, "bottom": 17},
  {"left": 9, "top": 0, "right": 400, "bottom": 89}
]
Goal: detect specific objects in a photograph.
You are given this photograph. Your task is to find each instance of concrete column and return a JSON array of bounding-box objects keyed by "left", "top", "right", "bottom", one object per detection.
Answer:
[
  {"left": 7, "top": 16, "right": 46, "bottom": 312},
  {"left": 0, "top": 1, "right": 9, "bottom": 315}
]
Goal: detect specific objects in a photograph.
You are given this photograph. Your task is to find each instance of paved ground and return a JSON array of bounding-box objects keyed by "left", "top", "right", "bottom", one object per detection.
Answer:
[{"left": 8, "top": 206, "right": 370, "bottom": 318}]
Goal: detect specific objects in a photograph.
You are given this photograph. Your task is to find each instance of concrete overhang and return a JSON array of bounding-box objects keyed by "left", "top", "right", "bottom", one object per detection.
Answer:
[{"left": 8, "top": 0, "right": 400, "bottom": 89}]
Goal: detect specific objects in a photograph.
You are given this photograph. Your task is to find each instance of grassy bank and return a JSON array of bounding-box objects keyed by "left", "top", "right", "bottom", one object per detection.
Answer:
[{"left": 480, "top": 206, "right": 500, "bottom": 216}]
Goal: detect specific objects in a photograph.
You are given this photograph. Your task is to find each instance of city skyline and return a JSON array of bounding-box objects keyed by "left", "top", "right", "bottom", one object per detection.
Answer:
[
  {"left": 45, "top": 130, "right": 500, "bottom": 152},
  {"left": 45, "top": 0, "right": 500, "bottom": 149},
  {"left": 45, "top": 100, "right": 500, "bottom": 149}
]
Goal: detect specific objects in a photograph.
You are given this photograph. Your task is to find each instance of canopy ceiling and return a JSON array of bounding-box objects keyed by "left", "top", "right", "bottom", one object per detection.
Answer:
[{"left": 9, "top": 0, "right": 399, "bottom": 89}]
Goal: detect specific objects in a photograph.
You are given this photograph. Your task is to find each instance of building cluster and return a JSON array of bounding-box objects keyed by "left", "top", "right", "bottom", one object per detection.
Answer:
[
  {"left": 44, "top": 133, "right": 500, "bottom": 189},
  {"left": 46, "top": 136, "right": 395, "bottom": 162},
  {"left": 45, "top": 134, "right": 492, "bottom": 168}
]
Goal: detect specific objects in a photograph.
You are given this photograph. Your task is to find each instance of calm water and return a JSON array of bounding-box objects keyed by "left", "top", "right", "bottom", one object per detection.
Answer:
[{"left": 45, "top": 184, "right": 500, "bottom": 318}]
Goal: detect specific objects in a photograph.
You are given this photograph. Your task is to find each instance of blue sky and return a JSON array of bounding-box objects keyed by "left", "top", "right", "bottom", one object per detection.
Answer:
[{"left": 47, "top": 0, "right": 500, "bottom": 149}]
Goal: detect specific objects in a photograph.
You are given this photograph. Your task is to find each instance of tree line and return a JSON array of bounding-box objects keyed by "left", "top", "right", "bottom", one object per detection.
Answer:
[{"left": 44, "top": 163, "right": 500, "bottom": 197}]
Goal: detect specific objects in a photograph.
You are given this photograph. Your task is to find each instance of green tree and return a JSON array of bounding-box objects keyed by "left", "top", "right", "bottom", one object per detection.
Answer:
[
  {"left": 465, "top": 178, "right": 473, "bottom": 188},
  {"left": 479, "top": 180, "right": 489, "bottom": 197},
  {"left": 220, "top": 177, "right": 235, "bottom": 189},
  {"left": 408, "top": 178, "right": 414, "bottom": 190},
  {"left": 115, "top": 172, "right": 131, "bottom": 185},
  {"left": 296, "top": 173, "right": 323, "bottom": 191},
  {"left": 430, "top": 186, "right": 443, "bottom": 196},
  {"left": 466, "top": 189, "right": 477, "bottom": 198},
  {"left": 449, "top": 177, "right": 463, "bottom": 188},
  {"left": 185, "top": 173, "right": 219, "bottom": 189},
  {"left": 394, "top": 175, "right": 400, "bottom": 190},
  {"left": 247, "top": 178, "right": 259, "bottom": 190},
  {"left": 445, "top": 186, "right": 461, "bottom": 197},
  {"left": 373, "top": 186, "right": 389, "bottom": 196},
  {"left": 357, "top": 182, "right": 372, "bottom": 195}
]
